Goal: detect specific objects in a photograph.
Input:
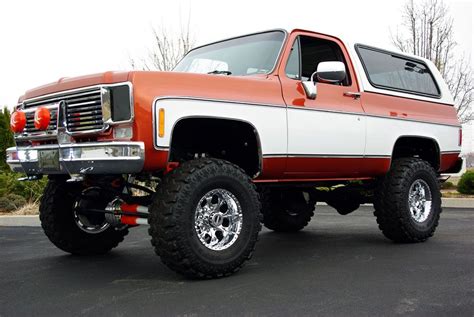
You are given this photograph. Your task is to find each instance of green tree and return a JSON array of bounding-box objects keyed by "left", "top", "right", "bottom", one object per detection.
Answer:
[{"left": 0, "top": 107, "right": 15, "bottom": 172}]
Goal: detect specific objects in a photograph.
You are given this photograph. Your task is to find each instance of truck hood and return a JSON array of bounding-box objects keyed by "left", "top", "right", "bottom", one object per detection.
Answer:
[
  {"left": 19, "top": 71, "right": 130, "bottom": 102},
  {"left": 19, "top": 70, "right": 283, "bottom": 107}
]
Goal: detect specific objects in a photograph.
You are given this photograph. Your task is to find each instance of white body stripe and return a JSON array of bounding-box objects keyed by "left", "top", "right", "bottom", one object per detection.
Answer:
[
  {"left": 365, "top": 116, "right": 460, "bottom": 156},
  {"left": 154, "top": 99, "right": 287, "bottom": 156},
  {"left": 287, "top": 108, "right": 366, "bottom": 155},
  {"left": 154, "top": 98, "right": 461, "bottom": 158}
]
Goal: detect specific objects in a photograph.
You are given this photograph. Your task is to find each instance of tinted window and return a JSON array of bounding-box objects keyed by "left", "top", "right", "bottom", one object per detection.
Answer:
[
  {"left": 285, "top": 36, "right": 351, "bottom": 86},
  {"left": 174, "top": 31, "right": 285, "bottom": 76},
  {"left": 357, "top": 46, "right": 440, "bottom": 97},
  {"left": 285, "top": 39, "right": 300, "bottom": 79}
]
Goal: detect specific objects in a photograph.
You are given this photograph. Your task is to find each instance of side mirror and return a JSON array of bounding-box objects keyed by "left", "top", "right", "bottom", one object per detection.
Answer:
[
  {"left": 302, "top": 61, "right": 347, "bottom": 100},
  {"left": 316, "top": 61, "right": 346, "bottom": 83}
]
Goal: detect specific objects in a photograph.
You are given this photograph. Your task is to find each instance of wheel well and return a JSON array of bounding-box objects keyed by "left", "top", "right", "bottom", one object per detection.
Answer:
[
  {"left": 169, "top": 118, "right": 261, "bottom": 177},
  {"left": 392, "top": 137, "right": 440, "bottom": 170}
]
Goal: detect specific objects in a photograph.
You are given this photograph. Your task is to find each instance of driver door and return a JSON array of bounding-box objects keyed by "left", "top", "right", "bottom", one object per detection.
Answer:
[{"left": 279, "top": 32, "right": 366, "bottom": 178}]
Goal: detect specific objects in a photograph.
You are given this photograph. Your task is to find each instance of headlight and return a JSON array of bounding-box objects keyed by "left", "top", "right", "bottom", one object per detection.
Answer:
[{"left": 101, "top": 84, "right": 132, "bottom": 124}]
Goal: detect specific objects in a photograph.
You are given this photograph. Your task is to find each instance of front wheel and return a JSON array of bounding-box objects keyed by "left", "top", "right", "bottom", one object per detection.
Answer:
[
  {"left": 148, "top": 159, "right": 262, "bottom": 278},
  {"left": 39, "top": 179, "right": 128, "bottom": 255},
  {"left": 374, "top": 158, "right": 442, "bottom": 243}
]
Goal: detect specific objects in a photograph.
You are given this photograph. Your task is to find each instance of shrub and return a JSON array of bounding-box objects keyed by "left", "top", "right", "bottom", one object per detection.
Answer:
[
  {"left": 457, "top": 171, "right": 474, "bottom": 195},
  {"left": 440, "top": 181, "right": 456, "bottom": 190},
  {"left": 0, "top": 193, "right": 27, "bottom": 212},
  {"left": 0, "top": 172, "right": 47, "bottom": 202}
]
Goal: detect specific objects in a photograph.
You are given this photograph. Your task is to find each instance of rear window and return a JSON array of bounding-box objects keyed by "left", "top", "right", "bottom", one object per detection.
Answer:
[{"left": 356, "top": 45, "right": 440, "bottom": 98}]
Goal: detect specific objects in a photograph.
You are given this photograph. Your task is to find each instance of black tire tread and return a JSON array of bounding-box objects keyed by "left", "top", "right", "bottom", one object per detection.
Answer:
[
  {"left": 148, "top": 158, "right": 262, "bottom": 279},
  {"left": 39, "top": 179, "right": 128, "bottom": 255},
  {"left": 374, "top": 158, "right": 442, "bottom": 243}
]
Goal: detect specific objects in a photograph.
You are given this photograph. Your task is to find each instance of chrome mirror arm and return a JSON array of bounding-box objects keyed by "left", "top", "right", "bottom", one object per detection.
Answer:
[{"left": 302, "top": 72, "right": 318, "bottom": 100}]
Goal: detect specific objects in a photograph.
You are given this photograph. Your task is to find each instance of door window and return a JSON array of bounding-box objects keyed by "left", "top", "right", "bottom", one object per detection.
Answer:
[{"left": 285, "top": 36, "right": 351, "bottom": 86}]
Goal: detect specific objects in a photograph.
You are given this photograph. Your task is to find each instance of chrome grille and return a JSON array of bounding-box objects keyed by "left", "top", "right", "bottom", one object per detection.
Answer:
[
  {"left": 23, "top": 88, "right": 104, "bottom": 134},
  {"left": 65, "top": 90, "right": 104, "bottom": 132},
  {"left": 24, "top": 109, "right": 58, "bottom": 133}
]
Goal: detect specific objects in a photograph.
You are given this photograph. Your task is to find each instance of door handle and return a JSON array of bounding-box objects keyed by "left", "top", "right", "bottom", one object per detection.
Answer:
[{"left": 343, "top": 92, "right": 361, "bottom": 99}]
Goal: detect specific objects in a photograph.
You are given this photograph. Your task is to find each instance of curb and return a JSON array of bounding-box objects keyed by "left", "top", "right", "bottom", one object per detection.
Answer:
[
  {"left": 0, "top": 199, "right": 472, "bottom": 227},
  {"left": 441, "top": 198, "right": 474, "bottom": 209},
  {"left": 0, "top": 215, "right": 40, "bottom": 227},
  {"left": 317, "top": 198, "right": 473, "bottom": 209}
]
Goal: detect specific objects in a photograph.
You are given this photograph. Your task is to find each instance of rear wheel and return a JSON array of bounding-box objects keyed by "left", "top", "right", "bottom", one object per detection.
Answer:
[
  {"left": 261, "top": 188, "right": 316, "bottom": 232},
  {"left": 39, "top": 179, "right": 128, "bottom": 255},
  {"left": 148, "top": 159, "right": 261, "bottom": 278},
  {"left": 374, "top": 158, "right": 442, "bottom": 243}
]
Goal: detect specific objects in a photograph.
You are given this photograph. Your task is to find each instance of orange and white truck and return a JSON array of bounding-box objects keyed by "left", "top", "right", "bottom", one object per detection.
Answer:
[{"left": 7, "top": 29, "right": 462, "bottom": 278}]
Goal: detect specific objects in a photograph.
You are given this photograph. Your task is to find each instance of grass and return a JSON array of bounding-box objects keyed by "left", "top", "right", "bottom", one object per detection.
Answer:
[
  {"left": 0, "top": 202, "right": 39, "bottom": 216},
  {"left": 441, "top": 190, "right": 474, "bottom": 199}
]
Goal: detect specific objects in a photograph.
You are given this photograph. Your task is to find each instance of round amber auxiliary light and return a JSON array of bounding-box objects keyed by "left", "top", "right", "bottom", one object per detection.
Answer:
[
  {"left": 10, "top": 110, "right": 26, "bottom": 133},
  {"left": 34, "top": 107, "right": 51, "bottom": 130}
]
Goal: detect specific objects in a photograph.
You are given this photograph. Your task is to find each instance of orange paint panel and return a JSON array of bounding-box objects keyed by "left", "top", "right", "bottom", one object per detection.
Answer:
[
  {"left": 258, "top": 157, "right": 286, "bottom": 179},
  {"left": 440, "top": 153, "right": 461, "bottom": 172},
  {"left": 258, "top": 157, "right": 390, "bottom": 181},
  {"left": 19, "top": 71, "right": 130, "bottom": 102},
  {"left": 128, "top": 71, "right": 286, "bottom": 172},
  {"left": 361, "top": 92, "right": 459, "bottom": 126}
]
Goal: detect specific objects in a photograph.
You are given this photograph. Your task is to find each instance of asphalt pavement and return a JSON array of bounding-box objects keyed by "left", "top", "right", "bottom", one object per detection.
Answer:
[{"left": 0, "top": 206, "right": 473, "bottom": 316}]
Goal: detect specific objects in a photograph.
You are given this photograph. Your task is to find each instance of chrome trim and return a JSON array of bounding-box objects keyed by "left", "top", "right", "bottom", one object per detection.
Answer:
[
  {"left": 194, "top": 188, "right": 243, "bottom": 251},
  {"left": 286, "top": 105, "right": 462, "bottom": 128},
  {"left": 440, "top": 151, "right": 462, "bottom": 155},
  {"left": 15, "top": 82, "right": 134, "bottom": 139},
  {"left": 354, "top": 44, "right": 443, "bottom": 100},
  {"left": 261, "top": 154, "right": 287, "bottom": 158},
  {"left": 408, "top": 179, "right": 432, "bottom": 223},
  {"left": 73, "top": 187, "right": 111, "bottom": 234},
  {"left": 285, "top": 154, "right": 391, "bottom": 159},
  {"left": 22, "top": 104, "right": 59, "bottom": 113},
  {"left": 173, "top": 29, "right": 289, "bottom": 76},
  {"left": 6, "top": 141, "right": 145, "bottom": 175},
  {"left": 15, "top": 104, "right": 60, "bottom": 141}
]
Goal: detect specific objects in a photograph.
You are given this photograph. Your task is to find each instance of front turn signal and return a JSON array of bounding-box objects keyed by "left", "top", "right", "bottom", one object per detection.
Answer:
[
  {"left": 10, "top": 110, "right": 26, "bottom": 133},
  {"left": 158, "top": 108, "right": 165, "bottom": 138}
]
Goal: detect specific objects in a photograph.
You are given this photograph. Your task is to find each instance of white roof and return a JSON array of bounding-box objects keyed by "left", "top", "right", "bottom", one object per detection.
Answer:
[{"left": 275, "top": 26, "right": 455, "bottom": 105}]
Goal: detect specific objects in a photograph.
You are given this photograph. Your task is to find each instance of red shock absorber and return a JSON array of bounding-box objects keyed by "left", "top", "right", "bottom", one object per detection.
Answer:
[
  {"left": 120, "top": 203, "right": 149, "bottom": 225},
  {"left": 106, "top": 199, "right": 149, "bottom": 226}
]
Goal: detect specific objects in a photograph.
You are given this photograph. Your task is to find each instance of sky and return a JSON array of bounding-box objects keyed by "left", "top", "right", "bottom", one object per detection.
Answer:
[{"left": 0, "top": 0, "right": 473, "bottom": 152}]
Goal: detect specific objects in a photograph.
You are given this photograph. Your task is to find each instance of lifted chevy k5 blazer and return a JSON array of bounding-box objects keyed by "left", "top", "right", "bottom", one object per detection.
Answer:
[{"left": 7, "top": 29, "right": 462, "bottom": 278}]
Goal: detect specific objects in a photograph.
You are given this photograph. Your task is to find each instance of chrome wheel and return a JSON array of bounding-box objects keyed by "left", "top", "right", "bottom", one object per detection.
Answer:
[
  {"left": 73, "top": 187, "right": 110, "bottom": 234},
  {"left": 194, "top": 189, "right": 243, "bottom": 251},
  {"left": 408, "top": 179, "right": 432, "bottom": 223}
]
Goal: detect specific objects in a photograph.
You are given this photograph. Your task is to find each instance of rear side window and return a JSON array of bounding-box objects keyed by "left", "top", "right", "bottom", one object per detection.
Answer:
[{"left": 356, "top": 45, "right": 440, "bottom": 97}]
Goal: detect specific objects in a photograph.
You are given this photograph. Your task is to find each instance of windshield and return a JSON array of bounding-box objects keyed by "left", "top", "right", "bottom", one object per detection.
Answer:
[{"left": 174, "top": 31, "right": 286, "bottom": 76}]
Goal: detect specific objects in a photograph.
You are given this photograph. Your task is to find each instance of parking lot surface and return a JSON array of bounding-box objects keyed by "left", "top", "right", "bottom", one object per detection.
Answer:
[{"left": 1, "top": 206, "right": 473, "bottom": 316}]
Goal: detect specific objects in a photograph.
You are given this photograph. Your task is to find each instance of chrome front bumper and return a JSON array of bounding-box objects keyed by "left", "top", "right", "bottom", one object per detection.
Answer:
[{"left": 6, "top": 141, "right": 145, "bottom": 175}]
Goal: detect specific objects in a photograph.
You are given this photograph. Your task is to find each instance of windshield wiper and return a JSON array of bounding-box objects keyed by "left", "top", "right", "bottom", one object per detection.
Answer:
[{"left": 207, "top": 70, "right": 232, "bottom": 75}]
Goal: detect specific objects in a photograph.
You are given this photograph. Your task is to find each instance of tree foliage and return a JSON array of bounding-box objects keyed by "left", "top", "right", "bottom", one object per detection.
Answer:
[
  {"left": 0, "top": 107, "right": 14, "bottom": 171},
  {"left": 392, "top": 0, "right": 473, "bottom": 123},
  {"left": 457, "top": 170, "right": 474, "bottom": 195}
]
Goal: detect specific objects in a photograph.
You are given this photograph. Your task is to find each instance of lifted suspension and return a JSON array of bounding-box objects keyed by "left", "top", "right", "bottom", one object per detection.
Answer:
[{"left": 76, "top": 198, "right": 150, "bottom": 226}]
